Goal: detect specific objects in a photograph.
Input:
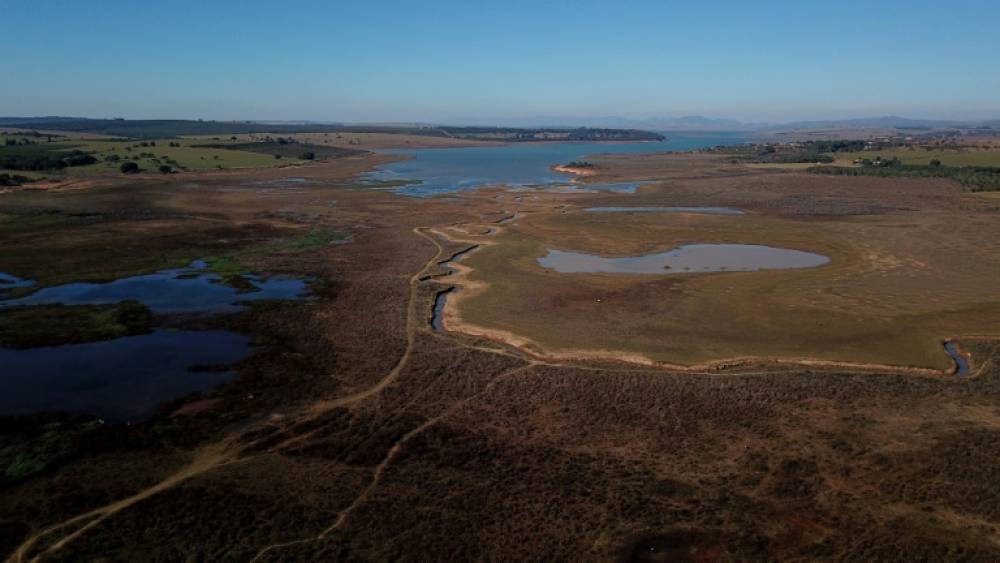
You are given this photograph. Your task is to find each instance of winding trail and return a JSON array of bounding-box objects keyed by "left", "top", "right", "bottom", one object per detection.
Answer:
[
  {"left": 249, "top": 362, "right": 535, "bottom": 562},
  {"left": 8, "top": 443, "right": 245, "bottom": 563}
]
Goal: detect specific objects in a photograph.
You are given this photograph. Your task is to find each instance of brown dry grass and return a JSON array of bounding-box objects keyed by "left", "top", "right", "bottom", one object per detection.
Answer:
[{"left": 2, "top": 152, "right": 999, "bottom": 561}]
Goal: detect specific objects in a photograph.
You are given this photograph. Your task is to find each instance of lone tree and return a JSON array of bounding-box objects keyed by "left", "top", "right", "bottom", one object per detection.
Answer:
[
  {"left": 929, "top": 159, "right": 942, "bottom": 167},
  {"left": 158, "top": 165, "right": 172, "bottom": 174},
  {"left": 120, "top": 162, "right": 140, "bottom": 174},
  {"left": 300, "top": 151, "right": 315, "bottom": 160}
]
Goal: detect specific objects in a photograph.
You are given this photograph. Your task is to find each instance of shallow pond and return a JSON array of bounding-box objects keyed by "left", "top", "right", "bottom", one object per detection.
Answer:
[
  {"left": 368, "top": 133, "right": 747, "bottom": 196},
  {"left": 1, "top": 262, "right": 310, "bottom": 421},
  {"left": 584, "top": 206, "right": 743, "bottom": 215},
  {"left": 538, "top": 244, "right": 830, "bottom": 274},
  {"left": 0, "top": 329, "right": 249, "bottom": 422},
  {"left": 0, "top": 261, "right": 308, "bottom": 313}
]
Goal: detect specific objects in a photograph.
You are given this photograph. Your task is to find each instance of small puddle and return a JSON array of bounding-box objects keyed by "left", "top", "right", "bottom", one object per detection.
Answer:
[
  {"left": 944, "top": 341, "right": 969, "bottom": 376},
  {"left": 584, "top": 206, "right": 744, "bottom": 215},
  {"left": 0, "top": 272, "right": 35, "bottom": 287},
  {"left": 0, "top": 261, "right": 308, "bottom": 313},
  {"left": 0, "top": 272, "right": 36, "bottom": 296},
  {"left": 538, "top": 244, "right": 830, "bottom": 274},
  {"left": 0, "top": 329, "right": 250, "bottom": 422}
]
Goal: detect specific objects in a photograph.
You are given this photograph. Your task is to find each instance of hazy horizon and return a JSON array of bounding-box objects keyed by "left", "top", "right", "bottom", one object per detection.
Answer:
[{"left": 5, "top": 0, "right": 998, "bottom": 123}]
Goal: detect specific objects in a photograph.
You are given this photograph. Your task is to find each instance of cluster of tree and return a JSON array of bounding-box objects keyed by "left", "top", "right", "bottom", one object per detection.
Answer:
[
  {"left": 563, "top": 128, "right": 665, "bottom": 141},
  {"left": 768, "top": 151, "right": 834, "bottom": 164},
  {"left": 807, "top": 163, "right": 1000, "bottom": 191},
  {"left": 802, "top": 140, "right": 870, "bottom": 153},
  {"left": 0, "top": 173, "right": 35, "bottom": 186},
  {"left": 1, "top": 131, "right": 58, "bottom": 144},
  {"left": 0, "top": 150, "right": 97, "bottom": 171},
  {"left": 566, "top": 160, "right": 594, "bottom": 168},
  {"left": 192, "top": 141, "right": 363, "bottom": 160}
]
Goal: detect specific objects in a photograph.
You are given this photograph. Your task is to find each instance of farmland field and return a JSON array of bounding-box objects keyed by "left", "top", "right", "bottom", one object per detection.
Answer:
[{"left": 832, "top": 146, "right": 1000, "bottom": 166}]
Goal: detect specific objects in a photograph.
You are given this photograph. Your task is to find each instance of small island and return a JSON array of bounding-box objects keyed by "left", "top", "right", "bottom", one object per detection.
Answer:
[{"left": 552, "top": 160, "right": 598, "bottom": 176}]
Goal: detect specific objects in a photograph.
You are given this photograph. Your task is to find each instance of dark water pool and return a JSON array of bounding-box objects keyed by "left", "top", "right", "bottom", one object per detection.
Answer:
[
  {"left": 0, "top": 329, "right": 250, "bottom": 422},
  {"left": 0, "top": 261, "right": 308, "bottom": 313},
  {"left": 0, "top": 262, "right": 309, "bottom": 421}
]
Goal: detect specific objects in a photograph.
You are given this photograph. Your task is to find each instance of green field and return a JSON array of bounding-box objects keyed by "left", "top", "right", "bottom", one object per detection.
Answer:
[
  {"left": 833, "top": 147, "right": 1000, "bottom": 167},
  {"left": 0, "top": 137, "right": 312, "bottom": 177},
  {"left": 61, "top": 139, "right": 278, "bottom": 174}
]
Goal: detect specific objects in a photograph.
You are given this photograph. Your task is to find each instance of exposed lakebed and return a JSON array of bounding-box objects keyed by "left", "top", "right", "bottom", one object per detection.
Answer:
[
  {"left": 538, "top": 244, "right": 830, "bottom": 274},
  {"left": 0, "top": 262, "right": 309, "bottom": 421}
]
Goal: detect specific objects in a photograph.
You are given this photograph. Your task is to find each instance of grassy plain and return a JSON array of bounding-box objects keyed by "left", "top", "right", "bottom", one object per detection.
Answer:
[
  {"left": 449, "top": 154, "right": 1000, "bottom": 370},
  {"left": 832, "top": 146, "right": 1000, "bottom": 166}
]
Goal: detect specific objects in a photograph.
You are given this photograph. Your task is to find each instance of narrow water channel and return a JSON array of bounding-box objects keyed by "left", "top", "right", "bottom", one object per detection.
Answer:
[
  {"left": 944, "top": 341, "right": 970, "bottom": 376},
  {"left": 430, "top": 288, "right": 455, "bottom": 331}
]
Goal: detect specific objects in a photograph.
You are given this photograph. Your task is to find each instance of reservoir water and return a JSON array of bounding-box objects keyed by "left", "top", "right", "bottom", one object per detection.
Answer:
[{"left": 368, "top": 133, "right": 747, "bottom": 196}]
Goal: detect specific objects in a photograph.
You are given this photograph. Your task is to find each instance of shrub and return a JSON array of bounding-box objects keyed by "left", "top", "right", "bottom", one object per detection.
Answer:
[
  {"left": 300, "top": 151, "right": 315, "bottom": 160},
  {"left": 120, "top": 162, "right": 139, "bottom": 174},
  {"left": 158, "top": 165, "right": 172, "bottom": 174}
]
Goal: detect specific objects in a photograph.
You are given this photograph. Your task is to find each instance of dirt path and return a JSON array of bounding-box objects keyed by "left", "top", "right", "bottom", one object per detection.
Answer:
[
  {"left": 249, "top": 362, "right": 535, "bottom": 562},
  {"left": 7, "top": 443, "right": 241, "bottom": 563}
]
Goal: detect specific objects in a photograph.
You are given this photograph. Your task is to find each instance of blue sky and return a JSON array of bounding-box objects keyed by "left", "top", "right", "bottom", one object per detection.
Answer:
[{"left": 4, "top": 0, "right": 999, "bottom": 123}]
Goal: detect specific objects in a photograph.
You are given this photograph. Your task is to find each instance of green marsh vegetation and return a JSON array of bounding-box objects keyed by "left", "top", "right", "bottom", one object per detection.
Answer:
[
  {"left": 0, "top": 301, "right": 153, "bottom": 349},
  {"left": 204, "top": 226, "right": 349, "bottom": 279}
]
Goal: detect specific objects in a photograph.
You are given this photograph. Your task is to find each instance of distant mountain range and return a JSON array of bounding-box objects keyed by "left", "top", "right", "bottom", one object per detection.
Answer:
[
  {"left": 443, "top": 115, "right": 1000, "bottom": 132},
  {"left": 3, "top": 115, "right": 998, "bottom": 136}
]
